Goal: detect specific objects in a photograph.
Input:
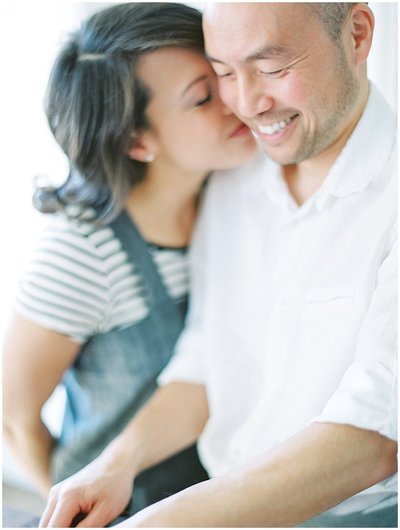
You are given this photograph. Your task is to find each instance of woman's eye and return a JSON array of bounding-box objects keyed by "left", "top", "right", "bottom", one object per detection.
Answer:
[{"left": 196, "top": 93, "right": 212, "bottom": 107}]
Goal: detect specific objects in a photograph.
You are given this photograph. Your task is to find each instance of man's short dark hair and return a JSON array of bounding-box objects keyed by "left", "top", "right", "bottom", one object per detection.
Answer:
[{"left": 309, "top": 3, "right": 355, "bottom": 41}]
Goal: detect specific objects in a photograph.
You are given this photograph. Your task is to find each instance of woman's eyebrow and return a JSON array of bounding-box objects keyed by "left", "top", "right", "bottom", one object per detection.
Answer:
[{"left": 181, "top": 74, "right": 208, "bottom": 98}]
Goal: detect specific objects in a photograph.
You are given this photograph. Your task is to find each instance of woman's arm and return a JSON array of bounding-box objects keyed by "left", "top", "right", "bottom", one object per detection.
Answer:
[
  {"left": 39, "top": 381, "right": 209, "bottom": 528},
  {"left": 3, "top": 312, "right": 80, "bottom": 496}
]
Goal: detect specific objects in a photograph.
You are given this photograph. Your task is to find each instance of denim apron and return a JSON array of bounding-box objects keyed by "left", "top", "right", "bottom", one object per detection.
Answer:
[{"left": 52, "top": 210, "right": 208, "bottom": 513}]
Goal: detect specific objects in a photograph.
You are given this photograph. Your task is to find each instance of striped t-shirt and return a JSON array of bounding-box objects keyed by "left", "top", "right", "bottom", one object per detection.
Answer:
[{"left": 14, "top": 206, "right": 189, "bottom": 343}]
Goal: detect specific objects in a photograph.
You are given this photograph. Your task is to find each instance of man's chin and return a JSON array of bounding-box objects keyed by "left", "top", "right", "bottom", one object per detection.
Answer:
[
  {"left": 260, "top": 144, "right": 298, "bottom": 166},
  {"left": 259, "top": 139, "right": 316, "bottom": 166}
]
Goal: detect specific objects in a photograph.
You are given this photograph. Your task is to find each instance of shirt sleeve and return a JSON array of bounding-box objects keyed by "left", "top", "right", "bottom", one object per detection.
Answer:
[
  {"left": 158, "top": 199, "right": 210, "bottom": 386},
  {"left": 14, "top": 216, "right": 110, "bottom": 343},
  {"left": 313, "top": 230, "right": 397, "bottom": 442}
]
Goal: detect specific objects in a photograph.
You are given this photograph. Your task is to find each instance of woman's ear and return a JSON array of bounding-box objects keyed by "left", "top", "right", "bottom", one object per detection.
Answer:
[
  {"left": 347, "top": 4, "right": 374, "bottom": 65},
  {"left": 126, "top": 132, "right": 157, "bottom": 163}
]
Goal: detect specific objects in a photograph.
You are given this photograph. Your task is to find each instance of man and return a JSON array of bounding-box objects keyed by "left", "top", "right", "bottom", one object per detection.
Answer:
[{"left": 40, "top": 3, "right": 397, "bottom": 527}]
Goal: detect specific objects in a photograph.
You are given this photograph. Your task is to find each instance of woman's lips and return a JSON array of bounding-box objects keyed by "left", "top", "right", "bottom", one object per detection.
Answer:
[{"left": 229, "top": 122, "right": 251, "bottom": 138}]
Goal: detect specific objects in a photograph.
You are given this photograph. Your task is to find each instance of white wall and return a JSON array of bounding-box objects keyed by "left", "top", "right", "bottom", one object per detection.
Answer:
[{"left": 368, "top": 2, "right": 398, "bottom": 110}]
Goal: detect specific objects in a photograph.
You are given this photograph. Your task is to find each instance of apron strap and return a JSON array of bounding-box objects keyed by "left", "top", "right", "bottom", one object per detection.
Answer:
[{"left": 110, "top": 209, "right": 175, "bottom": 308}]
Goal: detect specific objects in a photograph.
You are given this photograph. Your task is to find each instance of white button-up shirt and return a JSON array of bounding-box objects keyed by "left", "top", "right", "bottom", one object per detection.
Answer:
[{"left": 159, "top": 84, "right": 397, "bottom": 514}]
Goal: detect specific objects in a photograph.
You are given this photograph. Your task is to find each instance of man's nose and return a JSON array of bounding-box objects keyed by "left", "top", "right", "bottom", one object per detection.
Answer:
[{"left": 236, "top": 75, "right": 273, "bottom": 119}]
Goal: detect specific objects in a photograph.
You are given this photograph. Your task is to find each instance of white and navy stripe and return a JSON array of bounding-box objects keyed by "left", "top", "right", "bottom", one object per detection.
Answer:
[{"left": 15, "top": 208, "right": 189, "bottom": 342}]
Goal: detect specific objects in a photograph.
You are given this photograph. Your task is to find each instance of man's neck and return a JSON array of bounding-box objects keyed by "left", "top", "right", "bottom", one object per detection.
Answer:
[
  {"left": 283, "top": 164, "right": 326, "bottom": 207},
  {"left": 283, "top": 143, "right": 342, "bottom": 205}
]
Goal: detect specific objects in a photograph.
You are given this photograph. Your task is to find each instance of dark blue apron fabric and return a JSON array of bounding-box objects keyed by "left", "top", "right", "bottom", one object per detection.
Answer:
[{"left": 52, "top": 209, "right": 208, "bottom": 516}]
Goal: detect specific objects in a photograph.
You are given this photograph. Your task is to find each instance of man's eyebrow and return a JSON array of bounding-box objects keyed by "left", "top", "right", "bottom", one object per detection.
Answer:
[
  {"left": 207, "top": 44, "right": 292, "bottom": 65},
  {"left": 245, "top": 44, "right": 292, "bottom": 62},
  {"left": 181, "top": 74, "right": 208, "bottom": 98}
]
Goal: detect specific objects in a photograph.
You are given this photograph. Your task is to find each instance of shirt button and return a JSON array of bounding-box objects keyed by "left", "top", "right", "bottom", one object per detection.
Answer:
[
  {"left": 231, "top": 447, "right": 242, "bottom": 462},
  {"left": 276, "top": 298, "right": 286, "bottom": 309}
]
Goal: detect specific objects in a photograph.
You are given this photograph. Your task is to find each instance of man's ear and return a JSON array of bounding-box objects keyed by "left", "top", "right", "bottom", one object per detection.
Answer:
[
  {"left": 347, "top": 4, "right": 374, "bottom": 65},
  {"left": 126, "top": 132, "right": 157, "bottom": 163}
]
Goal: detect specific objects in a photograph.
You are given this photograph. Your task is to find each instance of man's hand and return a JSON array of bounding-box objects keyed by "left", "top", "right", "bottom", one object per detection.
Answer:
[{"left": 39, "top": 454, "right": 135, "bottom": 528}]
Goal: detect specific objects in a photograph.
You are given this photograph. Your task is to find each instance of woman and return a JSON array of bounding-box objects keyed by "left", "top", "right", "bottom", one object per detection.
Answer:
[{"left": 3, "top": 1, "right": 256, "bottom": 518}]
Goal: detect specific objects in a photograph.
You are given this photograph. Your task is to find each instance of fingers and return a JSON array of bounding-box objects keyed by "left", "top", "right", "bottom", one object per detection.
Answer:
[
  {"left": 40, "top": 497, "right": 112, "bottom": 528},
  {"left": 75, "top": 501, "right": 118, "bottom": 528},
  {"left": 39, "top": 484, "right": 88, "bottom": 528},
  {"left": 39, "top": 495, "right": 58, "bottom": 527},
  {"left": 44, "top": 498, "right": 83, "bottom": 528},
  {"left": 38, "top": 467, "right": 134, "bottom": 527}
]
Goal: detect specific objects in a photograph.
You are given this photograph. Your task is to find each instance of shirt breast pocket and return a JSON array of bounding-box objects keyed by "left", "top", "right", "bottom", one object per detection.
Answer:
[
  {"left": 304, "top": 286, "right": 356, "bottom": 305},
  {"left": 300, "top": 286, "right": 358, "bottom": 367}
]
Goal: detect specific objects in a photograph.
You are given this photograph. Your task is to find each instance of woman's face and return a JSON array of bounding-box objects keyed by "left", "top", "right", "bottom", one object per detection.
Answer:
[{"left": 136, "top": 47, "right": 257, "bottom": 176}]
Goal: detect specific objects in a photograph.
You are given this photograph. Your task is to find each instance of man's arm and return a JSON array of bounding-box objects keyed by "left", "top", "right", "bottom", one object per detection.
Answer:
[
  {"left": 116, "top": 421, "right": 397, "bottom": 528},
  {"left": 39, "top": 382, "right": 208, "bottom": 528}
]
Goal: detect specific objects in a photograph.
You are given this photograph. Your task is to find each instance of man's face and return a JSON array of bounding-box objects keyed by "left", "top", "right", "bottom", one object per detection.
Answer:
[{"left": 203, "top": 3, "right": 360, "bottom": 165}]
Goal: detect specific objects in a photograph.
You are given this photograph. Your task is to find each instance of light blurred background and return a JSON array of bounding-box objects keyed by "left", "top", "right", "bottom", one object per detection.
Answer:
[{"left": 1, "top": 0, "right": 397, "bottom": 515}]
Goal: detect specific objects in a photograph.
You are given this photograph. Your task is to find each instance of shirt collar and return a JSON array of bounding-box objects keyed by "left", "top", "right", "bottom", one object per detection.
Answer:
[
  {"left": 320, "top": 82, "right": 396, "bottom": 202},
  {"left": 261, "top": 83, "right": 397, "bottom": 213}
]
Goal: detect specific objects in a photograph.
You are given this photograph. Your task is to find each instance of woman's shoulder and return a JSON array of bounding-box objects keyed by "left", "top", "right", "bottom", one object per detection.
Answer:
[
  {"left": 15, "top": 206, "right": 120, "bottom": 342},
  {"left": 44, "top": 205, "right": 120, "bottom": 257},
  {"left": 30, "top": 206, "right": 131, "bottom": 289}
]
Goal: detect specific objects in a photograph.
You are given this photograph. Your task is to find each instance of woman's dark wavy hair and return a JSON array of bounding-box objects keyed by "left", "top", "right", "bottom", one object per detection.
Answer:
[{"left": 34, "top": 2, "right": 204, "bottom": 223}]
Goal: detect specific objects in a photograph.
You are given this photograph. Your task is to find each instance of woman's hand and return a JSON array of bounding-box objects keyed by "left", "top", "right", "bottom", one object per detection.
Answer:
[
  {"left": 39, "top": 451, "right": 136, "bottom": 528},
  {"left": 39, "top": 381, "right": 208, "bottom": 527}
]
